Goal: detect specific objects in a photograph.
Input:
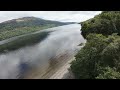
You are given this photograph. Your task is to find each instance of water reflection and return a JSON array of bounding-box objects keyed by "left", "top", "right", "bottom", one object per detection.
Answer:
[{"left": 0, "top": 24, "right": 85, "bottom": 79}]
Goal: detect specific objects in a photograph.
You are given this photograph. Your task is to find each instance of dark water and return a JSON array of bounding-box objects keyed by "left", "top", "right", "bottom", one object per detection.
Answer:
[{"left": 0, "top": 24, "right": 85, "bottom": 79}]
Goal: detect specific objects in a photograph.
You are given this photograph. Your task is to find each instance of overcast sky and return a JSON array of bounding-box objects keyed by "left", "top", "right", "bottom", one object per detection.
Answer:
[{"left": 0, "top": 11, "right": 102, "bottom": 23}]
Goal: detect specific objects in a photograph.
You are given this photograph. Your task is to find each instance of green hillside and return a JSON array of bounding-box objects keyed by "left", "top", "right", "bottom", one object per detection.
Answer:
[
  {"left": 0, "top": 17, "right": 70, "bottom": 41},
  {"left": 81, "top": 11, "right": 120, "bottom": 39},
  {"left": 71, "top": 11, "right": 120, "bottom": 79}
]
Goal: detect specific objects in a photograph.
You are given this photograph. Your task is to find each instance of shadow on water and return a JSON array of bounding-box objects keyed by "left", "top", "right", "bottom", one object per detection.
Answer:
[
  {"left": 0, "top": 31, "right": 50, "bottom": 54},
  {"left": 0, "top": 24, "right": 86, "bottom": 79},
  {"left": 18, "top": 62, "right": 30, "bottom": 79}
]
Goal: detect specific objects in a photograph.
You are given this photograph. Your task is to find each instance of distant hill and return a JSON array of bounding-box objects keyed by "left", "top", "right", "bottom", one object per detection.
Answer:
[
  {"left": 0, "top": 17, "right": 73, "bottom": 41},
  {"left": 0, "top": 17, "right": 72, "bottom": 32}
]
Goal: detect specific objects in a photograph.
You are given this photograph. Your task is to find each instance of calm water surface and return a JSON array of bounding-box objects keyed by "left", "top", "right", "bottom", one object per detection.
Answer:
[{"left": 0, "top": 24, "right": 85, "bottom": 79}]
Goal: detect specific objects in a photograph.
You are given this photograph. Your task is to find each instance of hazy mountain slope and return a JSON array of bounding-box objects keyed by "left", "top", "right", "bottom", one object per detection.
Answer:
[{"left": 0, "top": 17, "right": 72, "bottom": 41}]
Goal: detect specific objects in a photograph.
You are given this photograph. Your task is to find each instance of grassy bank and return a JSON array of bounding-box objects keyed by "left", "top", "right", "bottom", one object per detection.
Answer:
[{"left": 0, "top": 31, "right": 50, "bottom": 54}]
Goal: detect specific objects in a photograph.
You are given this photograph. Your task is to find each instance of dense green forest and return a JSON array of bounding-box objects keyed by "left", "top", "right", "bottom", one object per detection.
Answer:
[
  {"left": 71, "top": 11, "right": 120, "bottom": 79},
  {"left": 81, "top": 11, "right": 120, "bottom": 38},
  {"left": 0, "top": 17, "right": 71, "bottom": 41}
]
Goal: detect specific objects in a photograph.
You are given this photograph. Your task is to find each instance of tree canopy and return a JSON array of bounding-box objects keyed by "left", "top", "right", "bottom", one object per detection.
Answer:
[
  {"left": 71, "top": 11, "right": 120, "bottom": 79},
  {"left": 81, "top": 11, "right": 120, "bottom": 39},
  {"left": 71, "top": 34, "right": 120, "bottom": 79}
]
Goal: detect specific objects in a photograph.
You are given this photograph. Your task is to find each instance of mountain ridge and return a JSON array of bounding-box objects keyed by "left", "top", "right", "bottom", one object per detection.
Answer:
[
  {"left": 0, "top": 16, "right": 75, "bottom": 24},
  {"left": 0, "top": 16, "right": 74, "bottom": 41}
]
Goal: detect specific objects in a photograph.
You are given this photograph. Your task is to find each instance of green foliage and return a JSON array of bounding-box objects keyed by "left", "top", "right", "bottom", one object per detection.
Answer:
[
  {"left": 81, "top": 11, "right": 120, "bottom": 39},
  {"left": 101, "top": 38, "right": 120, "bottom": 69},
  {"left": 96, "top": 67, "right": 120, "bottom": 79},
  {"left": 70, "top": 33, "right": 120, "bottom": 79},
  {"left": 71, "top": 11, "right": 120, "bottom": 79}
]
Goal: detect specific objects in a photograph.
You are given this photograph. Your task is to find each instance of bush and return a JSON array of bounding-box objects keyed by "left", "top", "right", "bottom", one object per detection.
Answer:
[
  {"left": 71, "top": 11, "right": 120, "bottom": 79},
  {"left": 96, "top": 67, "right": 120, "bottom": 79},
  {"left": 70, "top": 33, "right": 120, "bottom": 79},
  {"left": 101, "top": 37, "right": 120, "bottom": 70},
  {"left": 81, "top": 11, "right": 120, "bottom": 39}
]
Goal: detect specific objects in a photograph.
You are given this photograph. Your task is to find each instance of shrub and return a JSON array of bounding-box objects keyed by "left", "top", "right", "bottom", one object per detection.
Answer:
[
  {"left": 96, "top": 67, "right": 120, "bottom": 79},
  {"left": 81, "top": 11, "right": 120, "bottom": 39},
  {"left": 70, "top": 33, "right": 120, "bottom": 79}
]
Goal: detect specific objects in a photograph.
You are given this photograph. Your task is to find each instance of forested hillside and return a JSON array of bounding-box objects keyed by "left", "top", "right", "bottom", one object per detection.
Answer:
[
  {"left": 71, "top": 11, "right": 120, "bottom": 79},
  {"left": 81, "top": 11, "right": 120, "bottom": 39},
  {"left": 0, "top": 17, "right": 72, "bottom": 41}
]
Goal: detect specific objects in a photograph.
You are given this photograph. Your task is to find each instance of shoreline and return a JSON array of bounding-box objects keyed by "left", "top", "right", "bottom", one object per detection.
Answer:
[
  {"left": 24, "top": 52, "right": 76, "bottom": 79},
  {"left": 49, "top": 57, "right": 75, "bottom": 79}
]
